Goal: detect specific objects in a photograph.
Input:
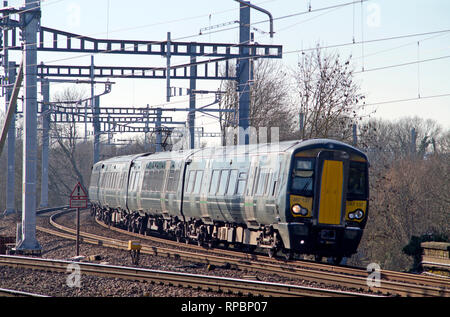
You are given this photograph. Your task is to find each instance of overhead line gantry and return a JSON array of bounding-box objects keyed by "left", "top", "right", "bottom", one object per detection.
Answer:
[{"left": 0, "top": 0, "right": 282, "bottom": 255}]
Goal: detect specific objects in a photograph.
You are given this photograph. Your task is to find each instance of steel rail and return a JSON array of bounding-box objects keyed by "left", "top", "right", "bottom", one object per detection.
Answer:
[
  {"left": 38, "top": 213, "right": 378, "bottom": 296},
  {"left": 40, "top": 210, "right": 449, "bottom": 297},
  {"left": 0, "top": 255, "right": 366, "bottom": 297},
  {"left": 94, "top": 216, "right": 450, "bottom": 290},
  {"left": 0, "top": 287, "right": 49, "bottom": 297}
]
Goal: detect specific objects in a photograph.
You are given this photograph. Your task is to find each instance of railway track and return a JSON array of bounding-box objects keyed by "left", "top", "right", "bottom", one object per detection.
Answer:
[
  {"left": 94, "top": 215, "right": 450, "bottom": 292},
  {"left": 37, "top": 208, "right": 450, "bottom": 297},
  {"left": 0, "top": 254, "right": 369, "bottom": 297},
  {"left": 0, "top": 287, "right": 48, "bottom": 297}
]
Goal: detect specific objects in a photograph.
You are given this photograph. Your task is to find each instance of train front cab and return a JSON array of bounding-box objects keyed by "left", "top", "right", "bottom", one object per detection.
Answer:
[{"left": 286, "top": 145, "right": 369, "bottom": 260}]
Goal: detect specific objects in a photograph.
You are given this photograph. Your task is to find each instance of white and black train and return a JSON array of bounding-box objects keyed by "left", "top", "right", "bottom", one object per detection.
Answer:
[{"left": 89, "top": 139, "right": 369, "bottom": 262}]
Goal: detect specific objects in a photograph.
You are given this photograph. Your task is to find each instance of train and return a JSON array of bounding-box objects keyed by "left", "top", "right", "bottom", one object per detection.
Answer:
[{"left": 88, "top": 138, "right": 369, "bottom": 263}]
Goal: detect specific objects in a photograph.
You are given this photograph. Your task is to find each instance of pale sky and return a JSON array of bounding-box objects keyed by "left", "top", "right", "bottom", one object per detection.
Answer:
[{"left": 4, "top": 0, "right": 450, "bottom": 146}]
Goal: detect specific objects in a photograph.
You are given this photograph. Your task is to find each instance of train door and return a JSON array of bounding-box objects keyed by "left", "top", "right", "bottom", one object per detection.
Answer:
[
  {"left": 88, "top": 165, "right": 101, "bottom": 203},
  {"left": 127, "top": 162, "right": 141, "bottom": 212},
  {"left": 119, "top": 167, "right": 128, "bottom": 209},
  {"left": 314, "top": 151, "right": 349, "bottom": 226}
]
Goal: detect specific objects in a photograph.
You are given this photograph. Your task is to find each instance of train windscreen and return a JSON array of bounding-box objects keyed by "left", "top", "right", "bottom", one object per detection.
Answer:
[
  {"left": 291, "top": 158, "right": 315, "bottom": 196},
  {"left": 347, "top": 161, "right": 368, "bottom": 199}
]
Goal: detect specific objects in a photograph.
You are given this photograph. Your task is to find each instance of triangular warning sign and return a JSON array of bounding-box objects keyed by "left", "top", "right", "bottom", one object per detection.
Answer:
[{"left": 70, "top": 182, "right": 87, "bottom": 199}]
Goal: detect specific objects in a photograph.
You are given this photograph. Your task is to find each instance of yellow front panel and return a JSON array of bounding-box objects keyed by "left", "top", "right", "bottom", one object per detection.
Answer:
[{"left": 318, "top": 160, "right": 343, "bottom": 225}]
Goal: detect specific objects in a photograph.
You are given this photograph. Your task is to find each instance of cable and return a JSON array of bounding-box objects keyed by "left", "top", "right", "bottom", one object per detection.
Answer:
[
  {"left": 0, "top": 0, "right": 65, "bottom": 21},
  {"left": 417, "top": 41, "right": 420, "bottom": 98},
  {"left": 353, "top": 54, "right": 450, "bottom": 74},
  {"left": 352, "top": 31, "right": 450, "bottom": 61},
  {"left": 284, "top": 28, "right": 450, "bottom": 56},
  {"left": 4, "top": 2, "right": 450, "bottom": 118},
  {"left": 5, "top": 1, "right": 449, "bottom": 76},
  {"left": 362, "top": 93, "right": 450, "bottom": 107}
]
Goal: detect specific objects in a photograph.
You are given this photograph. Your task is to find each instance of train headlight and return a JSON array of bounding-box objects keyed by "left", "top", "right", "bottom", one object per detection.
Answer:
[
  {"left": 292, "top": 204, "right": 308, "bottom": 216},
  {"left": 292, "top": 204, "right": 301, "bottom": 214},
  {"left": 355, "top": 209, "right": 364, "bottom": 219},
  {"left": 348, "top": 209, "right": 364, "bottom": 220}
]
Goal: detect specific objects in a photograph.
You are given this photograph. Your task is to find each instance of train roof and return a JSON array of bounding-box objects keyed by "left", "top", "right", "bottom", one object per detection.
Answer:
[
  {"left": 294, "top": 138, "right": 368, "bottom": 159},
  {"left": 187, "top": 138, "right": 367, "bottom": 159},
  {"left": 94, "top": 138, "right": 368, "bottom": 167}
]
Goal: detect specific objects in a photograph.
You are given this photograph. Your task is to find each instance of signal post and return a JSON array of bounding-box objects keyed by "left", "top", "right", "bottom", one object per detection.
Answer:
[{"left": 70, "top": 182, "right": 88, "bottom": 257}]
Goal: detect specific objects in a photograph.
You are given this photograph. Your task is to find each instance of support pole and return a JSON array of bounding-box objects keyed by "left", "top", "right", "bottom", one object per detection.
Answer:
[
  {"left": 16, "top": 0, "right": 42, "bottom": 254},
  {"left": 299, "top": 112, "right": 304, "bottom": 138},
  {"left": 92, "top": 96, "right": 100, "bottom": 163},
  {"left": 166, "top": 32, "right": 171, "bottom": 102},
  {"left": 352, "top": 124, "right": 357, "bottom": 147},
  {"left": 238, "top": 1, "right": 251, "bottom": 145},
  {"left": 76, "top": 207, "right": 80, "bottom": 256},
  {"left": 411, "top": 127, "right": 417, "bottom": 156},
  {"left": 155, "top": 108, "right": 162, "bottom": 152},
  {"left": 0, "top": 61, "right": 23, "bottom": 155},
  {"left": 39, "top": 78, "right": 49, "bottom": 208},
  {"left": 2, "top": 5, "right": 16, "bottom": 216},
  {"left": 4, "top": 62, "right": 16, "bottom": 216},
  {"left": 189, "top": 44, "right": 197, "bottom": 149},
  {"left": 89, "top": 55, "right": 94, "bottom": 142}
]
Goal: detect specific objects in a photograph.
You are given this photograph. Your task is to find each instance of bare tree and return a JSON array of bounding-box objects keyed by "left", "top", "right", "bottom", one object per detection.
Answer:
[
  {"left": 358, "top": 116, "right": 444, "bottom": 163},
  {"left": 48, "top": 87, "right": 91, "bottom": 204},
  {"left": 350, "top": 117, "right": 449, "bottom": 270},
  {"left": 293, "top": 46, "right": 366, "bottom": 141},
  {"left": 219, "top": 59, "right": 294, "bottom": 144},
  {"left": 355, "top": 153, "right": 450, "bottom": 270}
]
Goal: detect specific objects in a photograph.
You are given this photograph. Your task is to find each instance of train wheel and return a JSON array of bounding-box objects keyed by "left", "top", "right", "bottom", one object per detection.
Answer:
[
  {"left": 283, "top": 249, "right": 293, "bottom": 261},
  {"left": 267, "top": 248, "right": 276, "bottom": 258},
  {"left": 330, "top": 256, "right": 343, "bottom": 265}
]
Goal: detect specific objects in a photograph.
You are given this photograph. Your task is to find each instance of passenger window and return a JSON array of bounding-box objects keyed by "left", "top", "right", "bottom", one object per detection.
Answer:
[
  {"left": 217, "top": 170, "right": 229, "bottom": 195},
  {"left": 227, "top": 170, "right": 238, "bottom": 195},
  {"left": 186, "top": 170, "right": 196, "bottom": 193},
  {"left": 134, "top": 172, "right": 140, "bottom": 190},
  {"left": 151, "top": 170, "right": 157, "bottom": 192},
  {"left": 166, "top": 169, "right": 175, "bottom": 192},
  {"left": 129, "top": 173, "right": 135, "bottom": 191},
  {"left": 113, "top": 173, "right": 117, "bottom": 189},
  {"left": 172, "top": 170, "right": 180, "bottom": 192},
  {"left": 237, "top": 179, "right": 246, "bottom": 195},
  {"left": 271, "top": 180, "right": 277, "bottom": 196},
  {"left": 255, "top": 169, "right": 268, "bottom": 195},
  {"left": 156, "top": 169, "right": 164, "bottom": 192},
  {"left": 193, "top": 171, "right": 203, "bottom": 194},
  {"left": 209, "top": 170, "right": 220, "bottom": 194},
  {"left": 142, "top": 171, "right": 150, "bottom": 191},
  {"left": 236, "top": 171, "right": 247, "bottom": 195},
  {"left": 121, "top": 172, "right": 126, "bottom": 189},
  {"left": 265, "top": 172, "right": 272, "bottom": 195}
]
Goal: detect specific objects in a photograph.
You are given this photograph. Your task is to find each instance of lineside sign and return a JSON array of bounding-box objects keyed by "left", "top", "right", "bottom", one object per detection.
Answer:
[{"left": 70, "top": 182, "right": 87, "bottom": 209}]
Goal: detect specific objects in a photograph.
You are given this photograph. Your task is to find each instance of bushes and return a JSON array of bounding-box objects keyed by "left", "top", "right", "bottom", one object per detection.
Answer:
[{"left": 352, "top": 127, "right": 449, "bottom": 271}]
